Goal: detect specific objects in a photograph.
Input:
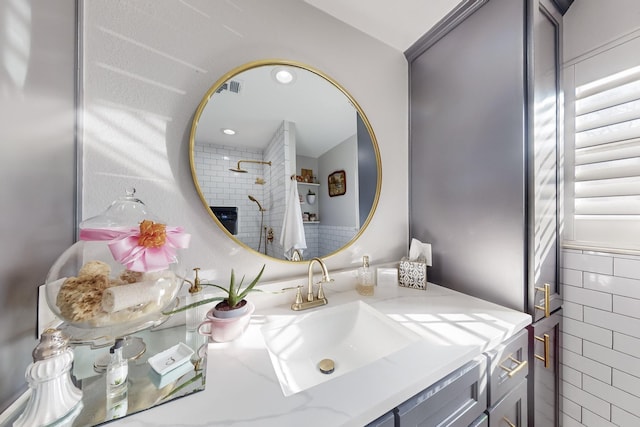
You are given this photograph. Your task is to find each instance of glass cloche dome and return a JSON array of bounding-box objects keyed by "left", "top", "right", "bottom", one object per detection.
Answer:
[{"left": 45, "top": 189, "right": 190, "bottom": 338}]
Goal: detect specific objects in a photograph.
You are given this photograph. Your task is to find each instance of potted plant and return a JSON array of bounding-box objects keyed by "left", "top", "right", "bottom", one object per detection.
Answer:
[
  {"left": 164, "top": 265, "right": 265, "bottom": 342},
  {"left": 306, "top": 189, "right": 316, "bottom": 205}
]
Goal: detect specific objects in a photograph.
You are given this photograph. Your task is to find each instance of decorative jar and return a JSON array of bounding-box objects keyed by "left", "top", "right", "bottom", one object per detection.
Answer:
[{"left": 44, "top": 189, "right": 190, "bottom": 337}]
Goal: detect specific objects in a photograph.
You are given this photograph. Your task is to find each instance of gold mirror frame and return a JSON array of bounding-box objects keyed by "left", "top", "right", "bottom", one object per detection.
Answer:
[{"left": 189, "top": 59, "right": 381, "bottom": 262}]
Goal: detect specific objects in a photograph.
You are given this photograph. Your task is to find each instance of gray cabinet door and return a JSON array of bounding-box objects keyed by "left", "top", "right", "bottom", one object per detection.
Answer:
[
  {"left": 366, "top": 410, "right": 395, "bottom": 427},
  {"left": 487, "top": 329, "right": 529, "bottom": 407},
  {"left": 407, "top": 0, "right": 565, "bottom": 426},
  {"left": 528, "top": 310, "right": 561, "bottom": 427},
  {"left": 488, "top": 379, "right": 528, "bottom": 427},
  {"left": 407, "top": 0, "right": 528, "bottom": 314},
  {"left": 396, "top": 358, "right": 487, "bottom": 427},
  {"left": 529, "top": 0, "right": 564, "bottom": 323}
]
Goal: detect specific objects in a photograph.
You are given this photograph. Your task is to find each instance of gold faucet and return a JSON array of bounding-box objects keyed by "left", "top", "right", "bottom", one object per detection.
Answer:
[
  {"left": 291, "top": 248, "right": 303, "bottom": 261},
  {"left": 290, "top": 258, "right": 333, "bottom": 311}
]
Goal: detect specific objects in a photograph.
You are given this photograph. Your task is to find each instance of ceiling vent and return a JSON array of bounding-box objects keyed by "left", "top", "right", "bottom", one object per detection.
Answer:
[{"left": 216, "top": 80, "right": 242, "bottom": 94}]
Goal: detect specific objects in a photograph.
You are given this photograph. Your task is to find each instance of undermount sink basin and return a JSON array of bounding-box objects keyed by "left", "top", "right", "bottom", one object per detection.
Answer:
[{"left": 261, "top": 300, "right": 420, "bottom": 396}]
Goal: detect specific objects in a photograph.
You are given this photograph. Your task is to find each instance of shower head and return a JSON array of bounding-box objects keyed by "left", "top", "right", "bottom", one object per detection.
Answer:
[
  {"left": 229, "top": 159, "right": 272, "bottom": 173},
  {"left": 248, "top": 195, "right": 265, "bottom": 211},
  {"left": 229, "top": 166, "right": 248, "bottom": 173}
]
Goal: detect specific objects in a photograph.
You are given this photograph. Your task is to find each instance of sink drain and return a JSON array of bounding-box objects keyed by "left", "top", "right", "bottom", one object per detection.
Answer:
[{"left": 318, "top": 358, "right": 335, "bottom": 374}]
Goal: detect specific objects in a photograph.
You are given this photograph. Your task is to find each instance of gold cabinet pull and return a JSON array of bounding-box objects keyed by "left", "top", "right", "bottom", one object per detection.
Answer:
[
  {"left": 534, "top": 283, "right": 551, "bottom": 318},
  {"left": 502, "top": 416, "right": 517, "bottom": 427},
  {"left": 499, "top": 355, "right": 528, "bottom": 377},
  {"left": 534, "top": 333, "right": 550, "bottom": 368}
]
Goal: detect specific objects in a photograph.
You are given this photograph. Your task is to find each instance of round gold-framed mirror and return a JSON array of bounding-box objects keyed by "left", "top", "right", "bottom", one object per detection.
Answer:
[{"left": 189, "top": 59, "right": 381, "bottom": 262}]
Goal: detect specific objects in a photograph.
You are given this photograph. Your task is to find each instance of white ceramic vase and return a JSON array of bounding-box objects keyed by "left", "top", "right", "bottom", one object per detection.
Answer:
[{"left": 197, "top": 301, "right": 255, "bottom": 342}]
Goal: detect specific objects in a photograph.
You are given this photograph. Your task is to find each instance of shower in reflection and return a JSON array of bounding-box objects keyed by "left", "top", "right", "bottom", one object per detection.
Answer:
[
  {"left": 248, "top": 195, "right": 265, "bottom": 212},
  {"left": 248, "top": 195, "right": 267, "bottom": 254},
  {"left": 229, "top": 159, "right": 272, "bottom": 173}
]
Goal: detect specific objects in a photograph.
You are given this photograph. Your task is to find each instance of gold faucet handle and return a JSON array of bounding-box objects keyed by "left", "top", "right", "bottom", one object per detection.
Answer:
[
  {"left": 281, "top": 286, "right": 304, "bottom": 304},
  {"left": 317, "top": 282, "right": 325, "bottom": 299}
]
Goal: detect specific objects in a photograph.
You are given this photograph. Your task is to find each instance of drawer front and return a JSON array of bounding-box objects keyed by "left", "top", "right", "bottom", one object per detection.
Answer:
[
  {"left": 469, "top": 413, "right": 488, "bottom": 427},
  {"left": 487, "top": 329, "right": 528, "bottom": 406},
  {"left": 488, "top": 379, "right": 527, "bottom": 427},
  {"left": 397, "top": 357, "right": 487, "bottom": 427},
  {"left": 366, "top": 410, "right": 395, "bottom": 427}
]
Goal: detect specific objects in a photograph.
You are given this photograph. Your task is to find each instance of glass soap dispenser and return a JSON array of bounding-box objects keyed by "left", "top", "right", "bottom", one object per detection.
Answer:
[
  {"left": 356, "top": 256, "right": 374, "bottom": 296},
  {"left": 106, "top": 338, "right": 128, "bottom": 397}
]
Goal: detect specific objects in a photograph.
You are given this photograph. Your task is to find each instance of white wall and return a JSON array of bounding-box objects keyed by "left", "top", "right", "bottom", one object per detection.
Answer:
[
  {"left": 0, "top": 0, "right": 76, "bottom": 411},
  {"left": 561, "top": 2, "right": 640, "bottom": 426},
  {"left": 563, "top": 0, "right": 640, "bottom": 64},
  {"left": 81, "top": 0, "right": 409, "bottom": 283}
]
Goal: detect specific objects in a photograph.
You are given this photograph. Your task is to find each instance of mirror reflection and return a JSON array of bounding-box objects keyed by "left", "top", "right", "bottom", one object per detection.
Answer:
[{"left": 190, "top": 61, "right": 380, "bottom": 261}]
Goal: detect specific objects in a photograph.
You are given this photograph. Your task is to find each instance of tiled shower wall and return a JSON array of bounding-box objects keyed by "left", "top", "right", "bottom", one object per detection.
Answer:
[
  {"left": 560, "top": 249, "right": 640, "bottom": 427},
  {"left": 319, "top": 225, "right": 358, "bottom": 257},
  {"left": 193, "top": 121, "right": 294, "bottom": 259},
  {"left": 263, "top": 121, "right": 288, "bottom": 259},
  {"left": 193, "top": 142, "right": 266, "bottom": 252}
]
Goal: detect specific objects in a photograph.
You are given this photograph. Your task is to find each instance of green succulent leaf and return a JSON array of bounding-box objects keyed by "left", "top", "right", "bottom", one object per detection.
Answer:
[{"left": 162, "top": 264, "right": 266, "bottom": 315}]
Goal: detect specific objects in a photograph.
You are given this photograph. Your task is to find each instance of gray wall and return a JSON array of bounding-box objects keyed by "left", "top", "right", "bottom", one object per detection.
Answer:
[
  {"left": 319, "top": 135, "right": 358, "bottom": 227},
  {"left": 0, "top": 0, "right": 76, "bottom": 411}
]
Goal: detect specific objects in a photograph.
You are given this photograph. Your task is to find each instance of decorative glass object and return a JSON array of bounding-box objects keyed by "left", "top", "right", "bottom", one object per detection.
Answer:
[
  {"left": 14, "top": 328, "right": 83, "bottom": 427},
  {"left": 44, "top": 189, "right": 190, "bottom": 338}
]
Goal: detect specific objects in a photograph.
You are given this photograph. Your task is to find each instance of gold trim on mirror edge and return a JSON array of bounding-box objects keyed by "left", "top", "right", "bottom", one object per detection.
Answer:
[{"left": 188, "top": 59, "right": 382, "bottom": 263}]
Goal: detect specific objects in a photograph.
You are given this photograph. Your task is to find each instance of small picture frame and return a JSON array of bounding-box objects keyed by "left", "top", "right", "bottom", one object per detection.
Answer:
[
  {"left": 328, "top": 170, "right": 346, "bottom": 197},
  {"left": 301, "top": 168, "right": 313, "bottom": 183}
]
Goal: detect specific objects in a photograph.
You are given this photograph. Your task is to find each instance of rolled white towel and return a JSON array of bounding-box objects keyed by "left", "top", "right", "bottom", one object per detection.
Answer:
[{"left": 102, "top": 280, "right": 163, "bottom": 313}]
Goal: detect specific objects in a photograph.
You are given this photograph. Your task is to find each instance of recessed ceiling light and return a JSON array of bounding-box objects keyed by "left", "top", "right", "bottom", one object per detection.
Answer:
[
  {"left": 222, "top": 128, "right": 236, "bottom": 135},
  {"left": 272, "top": 67, "right": 296, "bottom": 85}
]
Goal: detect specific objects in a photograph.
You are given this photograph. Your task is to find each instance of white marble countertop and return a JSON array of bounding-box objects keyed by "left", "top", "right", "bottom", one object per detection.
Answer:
[{"left": 112, "top": 275, "right": 531, "bottom": 427}]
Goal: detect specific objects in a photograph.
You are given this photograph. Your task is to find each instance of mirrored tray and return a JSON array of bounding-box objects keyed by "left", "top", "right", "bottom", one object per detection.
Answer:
[{"left": 3, "top": 325, "right": 208, "bottom": 427}]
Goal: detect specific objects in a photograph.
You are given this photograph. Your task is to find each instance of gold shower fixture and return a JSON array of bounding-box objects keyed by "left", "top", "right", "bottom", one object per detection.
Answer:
[{"left": 229, "top": 160, "right": 272, "bottom": 173}]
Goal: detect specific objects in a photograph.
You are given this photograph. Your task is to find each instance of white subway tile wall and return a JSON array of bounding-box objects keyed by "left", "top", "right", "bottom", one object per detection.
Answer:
[
  {"left": 194, "top": 121, "right": 296, "bottom": 259},
  {"left": 264, "top": 122, "right": 287, "bottom": 259},
  {"left": 318, "top": 225, "right": 358, "bottom": 256},
  {"left": 194, "top": 143, "right": 265, "bottom": 251},
  {"left": 303, "top": 223, "right": 319, "bottom": 259},
  {"left": 561, "top": 249, "right": 640, "bottom": 426}
]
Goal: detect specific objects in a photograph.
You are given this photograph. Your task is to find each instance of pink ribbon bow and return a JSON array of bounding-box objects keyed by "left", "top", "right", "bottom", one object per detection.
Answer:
[{"left": 79, "top": 224, "right": 191, "bottom": 272}]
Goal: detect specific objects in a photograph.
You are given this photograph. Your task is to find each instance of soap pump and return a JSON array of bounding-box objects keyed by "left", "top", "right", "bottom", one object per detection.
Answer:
[
  {"left": 106, "top": 338, "right": 128, "bottom": 397},
  {"left": 184, "top": 267, "right": 207, "bottom": 331},
  {"left": 356, "top": 255, "right": 374, "bottom": 296}
]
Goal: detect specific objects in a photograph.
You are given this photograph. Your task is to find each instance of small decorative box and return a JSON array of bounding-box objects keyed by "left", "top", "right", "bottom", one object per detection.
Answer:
[
  {"left": 399, "top": 257, "right": 427, "bottom": 290},
  {"left": 148, "top": 342, "right": 194, "bottom": 375}
]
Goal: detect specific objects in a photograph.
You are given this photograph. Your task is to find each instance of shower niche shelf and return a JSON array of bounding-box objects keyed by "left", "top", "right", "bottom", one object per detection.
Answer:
[{"left": 297, "top": 182, "right": 319, "bottom": 222}]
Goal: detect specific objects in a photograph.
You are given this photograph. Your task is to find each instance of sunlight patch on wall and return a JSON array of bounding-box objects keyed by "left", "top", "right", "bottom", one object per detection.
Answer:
[
  {"left": 83, "top": 104, "right": 173, "bottom": 185},
  {"left": 1, "top": 0, "right": 30, "bottom": 90}
]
